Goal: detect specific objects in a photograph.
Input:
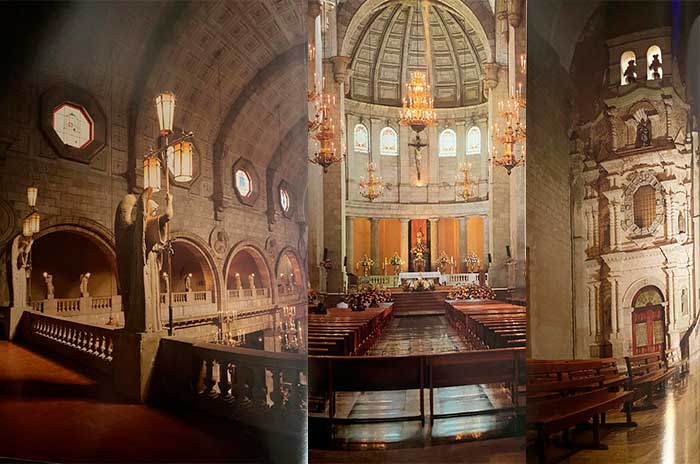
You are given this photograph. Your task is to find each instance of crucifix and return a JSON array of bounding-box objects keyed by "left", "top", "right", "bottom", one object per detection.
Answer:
[{"left": 408, "top": 133, "right": 427, "bottom": 181}]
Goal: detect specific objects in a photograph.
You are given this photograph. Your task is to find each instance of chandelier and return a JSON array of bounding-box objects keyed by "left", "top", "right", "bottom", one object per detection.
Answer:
[
  {"left": 359, "top": 162, "right": 385, "bottom": 202},
  {"left": 308, "top": 91, "right": 343, "bottom": 172},
  {"left": 399, "top": 71, "right": 437, "bottom": 134},
  {"left": 455, "top": 162, "right": 478, "bottom": 201},
  {"left": 492, "top": 55, "right": 526, "bottom": 175}
]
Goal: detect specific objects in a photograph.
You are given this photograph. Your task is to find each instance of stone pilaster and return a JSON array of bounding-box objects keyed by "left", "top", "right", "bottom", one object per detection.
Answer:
[
  {"left": 429, "top": 218, "right": 438, "bottom": 271},
  {"left": 459, "top": 216, "right": 468, "bottom": 273},
  {"left": 400, "top": 218, "right": 409, "bottom": 272}
]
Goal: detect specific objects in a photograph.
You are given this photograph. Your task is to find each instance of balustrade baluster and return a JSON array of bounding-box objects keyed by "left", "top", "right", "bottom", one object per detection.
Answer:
[
  {"left": 234, "top": 364, "right": 250, "bottom": 405},
  {"left": 202, "top": 358, "right": 216, "bottom": 396},
  {"left": 250, "top": 366, "right": 268, "bottom": 408},
  {"left": 270, "top": 367, "right": 283, "bottom": 409},
  {"left": 284, "top": 369, "right": 303, "bottom": 411},
  {"left": 218, "top": 360, "right": 231, "bottom": 398}
]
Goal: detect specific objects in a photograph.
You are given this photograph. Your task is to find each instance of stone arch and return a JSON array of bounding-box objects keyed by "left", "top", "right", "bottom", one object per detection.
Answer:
[
  {"left": 169, "top": 231, "right": 222, "bottom": 304},
  {"left": 622, "top": 277, "right": 667, "bottom": 312},
  {"left": 224, "top": 241, "right": 273, "bottom": 293},
  {"left": 29, "top": 219, "right": 117, "bottom": 300},
  {"left": 275, "top": 246, "right": 304, "bottom": 299}
]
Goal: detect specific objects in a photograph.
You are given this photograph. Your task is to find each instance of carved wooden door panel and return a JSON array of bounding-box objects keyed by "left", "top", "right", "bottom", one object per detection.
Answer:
[{"left": 632, "top": 306, "right": 664, "bottom": 355}]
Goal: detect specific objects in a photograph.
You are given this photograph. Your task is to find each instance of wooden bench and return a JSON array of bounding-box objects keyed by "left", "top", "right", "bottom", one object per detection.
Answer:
[
  {"left": 527, "top": 359, "right": 635, "bottom": 463},
  {"left": 625, "top": 352, "right": 675, "bottom": 409}
]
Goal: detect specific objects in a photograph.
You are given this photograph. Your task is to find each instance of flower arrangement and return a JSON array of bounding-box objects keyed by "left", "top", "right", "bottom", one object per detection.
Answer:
[
  {"left": 435, "top": 252, "right": 453, "bottom": 273},
  {"left": 357, "top": 255, "right": 375, "bottom": 276},
  {"left": 402, "top": 277, "right": 435, "bottom": 292},
  {"left": 464, "top": 253, "right": 481, "bottom": 272},
  {"left": 344, "top": 283, "right": 392, "bottom": 310},
  {"left": 388, "top": 253, "right": 405, "bottom": 274},
  {"left": 448, "top": 283, "right": 495, "bottom": 300}
]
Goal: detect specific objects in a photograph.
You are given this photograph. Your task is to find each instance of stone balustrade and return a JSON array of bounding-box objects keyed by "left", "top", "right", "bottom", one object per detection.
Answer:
[
  {"left": 18, "top": 311, "right": 116, "bottom": 374},
  {"left": 358, "top": 273, "right": 485, "bottom": 287},
  {"left": 227, "top": 288, "right": 272, "bottom": 312},
  {"left": 31, "top": 295, "right": 122, "bottom": 317},
  {"left": 153, "top": 338, "right": 306, "bottom": 434},
  {"left": 160, "top": 290, "right": 212, "bottom": 305}
]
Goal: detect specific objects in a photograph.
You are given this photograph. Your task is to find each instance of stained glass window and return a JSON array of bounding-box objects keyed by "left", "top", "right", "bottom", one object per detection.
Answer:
[
  {"left": 52, "top": 103, "right": 93, "bottom": 149},
  {"left": 235, "top": 169, "right": 252, "bottom": 197},
  {"left": 380, "top": 127, "right": 398, "bottom": 156},
  {"left": 439, "top": 129, "right": 457, "bottom": 157}
]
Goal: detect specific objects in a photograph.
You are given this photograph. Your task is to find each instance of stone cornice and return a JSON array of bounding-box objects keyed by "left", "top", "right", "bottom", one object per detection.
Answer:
[{"left": 345, "top": 199, "right": 489, "bottom": 219}]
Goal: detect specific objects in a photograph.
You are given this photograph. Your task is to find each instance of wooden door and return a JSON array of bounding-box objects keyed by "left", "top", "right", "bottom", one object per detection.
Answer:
[{"left": 631, "top": 306, "right": 664, "bottom": 355}]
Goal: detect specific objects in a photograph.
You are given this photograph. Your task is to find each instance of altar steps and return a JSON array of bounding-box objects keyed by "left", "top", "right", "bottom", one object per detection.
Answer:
[{"left": 390, "top": 290, "right": 451, "bottom": 316}]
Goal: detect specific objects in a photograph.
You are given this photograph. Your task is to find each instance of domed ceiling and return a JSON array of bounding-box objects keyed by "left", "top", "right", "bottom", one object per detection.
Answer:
[{"left": 346, "top": 1, "right": 488, "bottom": 108}]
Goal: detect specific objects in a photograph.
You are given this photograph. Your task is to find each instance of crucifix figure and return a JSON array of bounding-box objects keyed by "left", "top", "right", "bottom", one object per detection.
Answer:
[{"left": 408, "top": 133, "right": 427, "bottom": 181}]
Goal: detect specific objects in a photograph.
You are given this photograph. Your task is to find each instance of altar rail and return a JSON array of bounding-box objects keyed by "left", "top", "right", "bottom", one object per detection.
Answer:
[
  {"left": 18, "top": 311, "right": 116, "bottom": 374},
  {"left": 31, "top": 295, "right": 122, "bottom": 316},
  {"left": 358, "top": 274, "right": 483, "bottom": 287},
  {"left": 153, "top": 338, "right": 306, "bottom": 434}
]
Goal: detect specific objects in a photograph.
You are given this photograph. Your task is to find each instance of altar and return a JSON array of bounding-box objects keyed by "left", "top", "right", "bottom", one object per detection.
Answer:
[{"left": 397, "top": 272, "right": 446, "bottom": 286}]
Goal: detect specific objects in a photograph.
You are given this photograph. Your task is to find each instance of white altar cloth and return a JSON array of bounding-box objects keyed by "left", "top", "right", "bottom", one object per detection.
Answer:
[{"left": 397, "top": 271, "right": 446, "bottom": 285}]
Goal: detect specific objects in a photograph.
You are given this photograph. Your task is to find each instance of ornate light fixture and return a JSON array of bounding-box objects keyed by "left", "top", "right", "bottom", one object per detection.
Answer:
[
  {"left": 456, "top": 162, "right": 478, "bottom": 201},
  {"left": 143, "top": 91, "right": 195, "bottom": 335},
  {"left": 359, "top": 162, "right": 385, "bottom": 202},
  {"left": 309, "top": 89, "right": 343, "bottom": 172},
  {"left": 492, "top": 54, "right": 526, "bottom": 175},
  {"left": 27, "top": 187, "right": 38, "bottom": 208},
  {"left": 400, "top": 70, "right": 437, "bottom": 134}
]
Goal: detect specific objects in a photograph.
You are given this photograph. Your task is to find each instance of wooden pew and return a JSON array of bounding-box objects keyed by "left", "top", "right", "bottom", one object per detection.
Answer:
[
  {"left": 527, "top": 359, "right": 635, "bottom": 463},
  {"left": 625, "top": 352, "right": 675, "bottom": 409}
]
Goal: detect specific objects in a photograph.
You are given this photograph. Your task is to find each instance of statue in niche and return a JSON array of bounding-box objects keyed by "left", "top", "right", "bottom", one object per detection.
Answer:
[
  {"left": 79, "top": 272, "right": 91, "bottom": 297},
  {"left": 43, "top": 272, "right": 54, "bottom": 299},
  {"left": 409, "top": 134, "right": 428, "bottom": 181},
  {"left": 411, "top": 228, "right": 428, "bottom": 272},
  {"left": 678, "top": 211, "right": 686, "bottom": 234},
  {"left": 248, "top": 273, "right": 256, "bottom": 289},
  {"left": 234, "top": 272, "right": 242, "bottom": 290},
  {"left": 634, "top": 115, "right": 652, "bottom": 148},
  {"left": 623, "top": 59, "right": 638, "bottom": 84},
  {"left": 115, "top": 188, "right": 172, "bottom": 333},
  {"left": 184, "top": 273, "right": 192, "bottom": 292},
  {"left": 681, "top": 289, "right": 688, "bottom": 314},
  {"left": 649, "top": 54, "right": 662, "bottom": 80}
]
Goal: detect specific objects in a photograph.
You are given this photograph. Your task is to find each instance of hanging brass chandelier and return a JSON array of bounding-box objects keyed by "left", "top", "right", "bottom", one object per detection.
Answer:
[
  {"left": 455, "top": 162, "right": 478, "bottom": 201},
  {"left": 308, "top": 89, "right": 343, "bottom": 172},
  {"left": 492, "top": 54, "right": 526, "bottom": 175},
  {"left": 359, "top": 162, "right": 385, "bottom": 202},
  {"left": 399, "top": 1, "right": 436, "bottom": 134},
  {"left": 399, "top": 71, "right": 437, "bottom": 134}
]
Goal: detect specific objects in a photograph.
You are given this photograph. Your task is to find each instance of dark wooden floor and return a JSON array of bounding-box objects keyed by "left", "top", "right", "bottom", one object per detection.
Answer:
[{"left": 0, "top": 341, "right": 303, "bottom": 463}]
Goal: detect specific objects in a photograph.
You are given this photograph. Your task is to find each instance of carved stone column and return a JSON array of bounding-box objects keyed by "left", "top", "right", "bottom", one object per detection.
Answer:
[
  {"left": 459, "top": 216, "right": 468, "bottom": 273},
  {"left": 346, "top": 216, "right": 354, "bottom": 275},
  {"left": 429, "top": 218, "right": 438, "bottom": 271},
  {"left": 370, "top": 218, "right": 380, "bottom": 274},
  {"left": 400, "top": 218, "right": 409, "bottom": 272}
]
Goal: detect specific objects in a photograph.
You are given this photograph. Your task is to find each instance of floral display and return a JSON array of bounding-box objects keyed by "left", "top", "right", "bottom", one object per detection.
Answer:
[
  {"left": 401, "top": 277, "right": 435, "bottom": 292},
  {"left": 344, "top": 283, "right": 393, "bottom": 310},
  {"left": 435, "top": 252, "right": 454, "bottom": 273},
  {"left": 357, "top": 255, "right": 375, "bottom": 276},
  {"left": 448, "top": 283, "right": 495, "bottom": 300}
]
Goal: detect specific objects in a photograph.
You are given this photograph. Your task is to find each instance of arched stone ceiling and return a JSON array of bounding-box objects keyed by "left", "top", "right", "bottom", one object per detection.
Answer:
[{"left": 345, "top": 0, "right": 489, "bottom": 108}]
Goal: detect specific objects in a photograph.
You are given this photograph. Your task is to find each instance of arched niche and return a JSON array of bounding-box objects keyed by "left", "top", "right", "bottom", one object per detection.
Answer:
[
  {"left": 30, "top": 229, "right": 117, "bottom": 300},
  {"left": 275, "top": 248, "right": 303, "bottom": 294},
  {"left": 225, "top": 244, "right": 272, "bottom": 292},
  {"left": 165, "top": 237, "right": 218, "bottom": 301}
]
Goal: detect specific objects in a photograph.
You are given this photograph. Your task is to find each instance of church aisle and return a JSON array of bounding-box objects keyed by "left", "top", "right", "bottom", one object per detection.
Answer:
[{"left": 366, "top": 315, "right": 469, "bottom": 356}]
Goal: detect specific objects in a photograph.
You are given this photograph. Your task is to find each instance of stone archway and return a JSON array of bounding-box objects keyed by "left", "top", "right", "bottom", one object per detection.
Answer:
[
  {"left": 168, "top": 233, "right": 221, "bottom": 304},
  {"left": 275, "top": 247, "right": 304, "bottom": 302},
  {"left": 224, "top": 241, "right": 273, "bottom": 295}
]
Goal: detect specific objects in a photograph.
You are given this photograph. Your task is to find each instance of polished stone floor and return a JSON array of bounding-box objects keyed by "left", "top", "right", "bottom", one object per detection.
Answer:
[
  {"left": 528, "top": 359, "right": 700, "bottom": 463},
  {"left": 313, "top": 315, "right": 519, "bottom": 453},
  {"left": 367, "top": 315, "right": 468, "bottom": 356},
  {"left": 0, "top": 341, "right": 302, "bottom": 463}
]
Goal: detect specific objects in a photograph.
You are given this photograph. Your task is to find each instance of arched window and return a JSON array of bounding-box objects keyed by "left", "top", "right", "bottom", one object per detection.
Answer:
[
  {"left": 439, "top": 129, "right": 457, "bottom": 157},
  {"left": 234, "top": 169, "right": 252, "bottom": 198},
  {"left": 466, "top": 126, "right": 481, "bottom": 155},
  {"left": 380, "top": 127, "right": 398, "bottom": 156},
  {"left": 354, "top": 123, "right": 369, "bottom": 153},
  {"left": 646, "top": 45, "right": 663, "bottom": 80},
  {"left": 620, "top": 50, "right": 637, "bottom": 85}
]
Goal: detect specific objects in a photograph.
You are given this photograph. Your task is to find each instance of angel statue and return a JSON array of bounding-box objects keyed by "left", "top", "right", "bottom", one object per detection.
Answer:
[
  {"left": 114, "top": 187, "right": 172, "bottom": 333},
  {"left": 634, "top": 109, "right": 652, "bottom": 148}
]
